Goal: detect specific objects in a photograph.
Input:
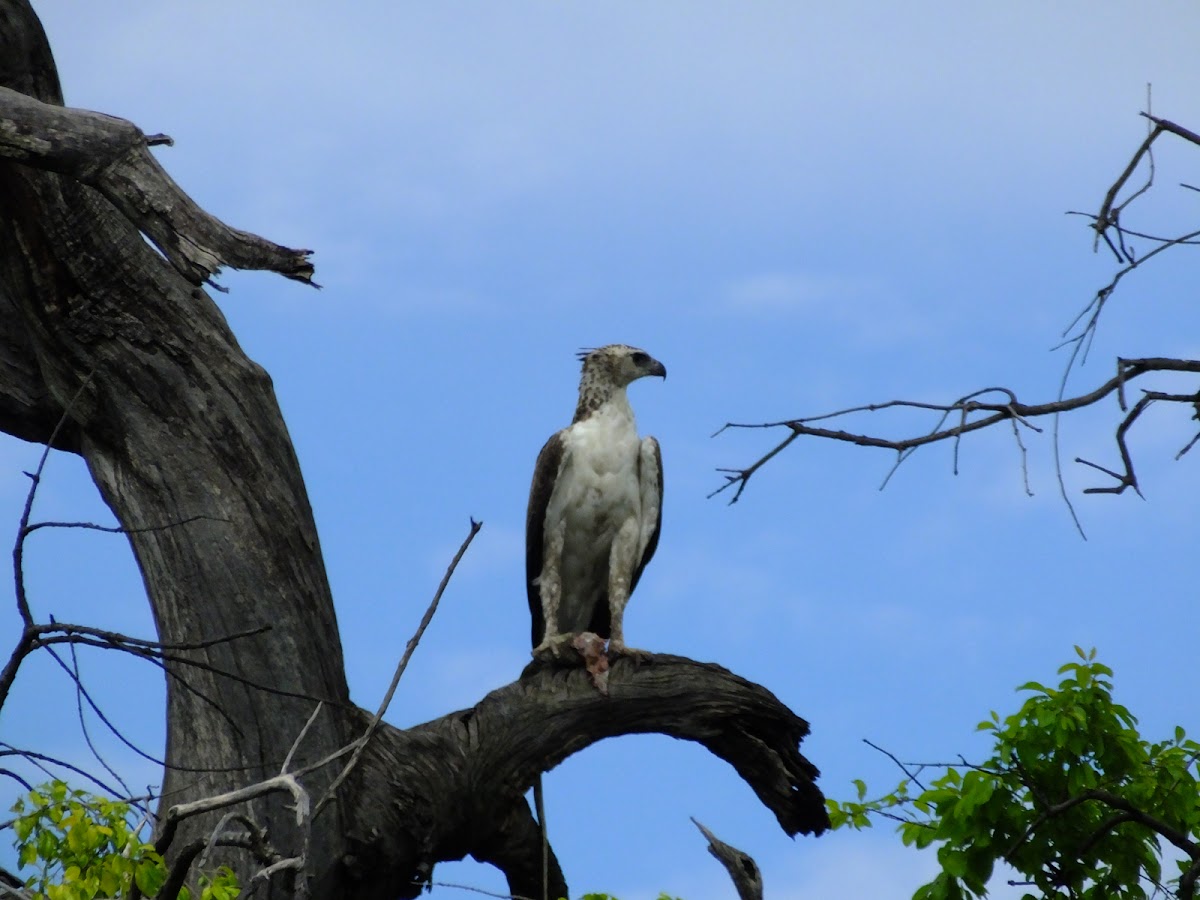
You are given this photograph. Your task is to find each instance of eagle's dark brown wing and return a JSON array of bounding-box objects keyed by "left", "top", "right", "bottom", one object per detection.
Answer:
[
  {"left": 525, "top": 430, "right": 566, "bottom": 648},
  {"left": 630, "top": 436, "right": 663, "bottom": 595}
]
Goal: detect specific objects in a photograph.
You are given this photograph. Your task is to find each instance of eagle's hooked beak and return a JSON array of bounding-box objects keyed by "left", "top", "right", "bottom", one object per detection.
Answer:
[{"left": 649, "top": 359, "right": 667, "bottom": 381}]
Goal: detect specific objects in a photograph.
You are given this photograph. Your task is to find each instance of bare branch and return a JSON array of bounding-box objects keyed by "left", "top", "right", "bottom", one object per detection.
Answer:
[
  {"left": 1182, "top": 857, "right": 1200, "bottom": 900},
  {"left": 11, "top": 374, "right": 94, "bottom": 629},
  {"left": 710, "top": 112, "right": 1200, "bottom": 514},
  {"left": 1008, "top": 787, "right": 1200, "bottom": 874},
  {"left": 0, "top": 874, "right": 32, "bottom": 900},
  {"left": 712, "top": 358, "right": 1200, "bottom": 503},
  {"left": 0, "top": 744, "right": 127, "bottom": 797},
  {"left": 31, "top": 621, "right": 272, "bottom": 653},
  {"left": 252, "top": 857, "right": 303, "bottom": 884},
  {"left": 155, "top": 774, "right": 310, "bottom": 856},
  {"left": 0, "top": 769, "right": 32, "bottom": 792},
  {"left": 316, "top": 518, "right": 482, "bottom": 817},
  {"left": 864, "top": 737, "right": 930, "bottom": 793},
  {"left": 18, "top": 624, "right": 344, "bottom": 716},
  {"left": 58, "top": 640, "right": 133, "bottom": 799},
  {"left": 1142, "top": 113, "right": 1200, "bottom": 148},
  {"left": 708, "top": 431, "right": 799, "bottom": 503},
  {"left": 422, "top": 882, "right": 537, "bottom": 900},
  {"left": 0, "top": 87, "right": 316, "bottom": 287},
  {"left": 153, "top": 828, "right": 279, "bottom": 900},
  {"left": 22, "top": 513, "right": 226, "bottom": 539},
  {"left": 282, "top": 702, "right": 324, "bottom": 775},
  {"left": 1093, "top": 121, "right": 1163, "bottom": 249}
]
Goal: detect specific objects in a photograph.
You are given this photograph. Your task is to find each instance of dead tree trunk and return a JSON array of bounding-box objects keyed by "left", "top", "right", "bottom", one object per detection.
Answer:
[
  {"left": 0, "top": 3, "right": 354, "bottom": 895},
  {"left": 0, "top": 3, "right": 828, "bottom": 897}
]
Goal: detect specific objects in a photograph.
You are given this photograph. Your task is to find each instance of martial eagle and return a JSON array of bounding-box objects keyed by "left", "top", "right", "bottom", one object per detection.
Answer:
[{"left": 525, "top": 344, "right": 665, "bottom": 658}]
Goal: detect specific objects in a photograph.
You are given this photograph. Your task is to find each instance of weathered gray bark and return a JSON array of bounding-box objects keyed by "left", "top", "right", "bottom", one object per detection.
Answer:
[
  {"left": 0, "top": 4, "right": 351, "bottom": 895},
  {"left": 0, "top": 3, "right": 828, "bottom": 897}
]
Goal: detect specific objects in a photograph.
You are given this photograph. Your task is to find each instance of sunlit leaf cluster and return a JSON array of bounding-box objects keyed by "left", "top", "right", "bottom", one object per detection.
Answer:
[
  {"left": 828, "top": 648, "right": 1200, "bottom": 899},
  {"left": 9, "top": 781, "right": 240, "bottom": 900}
]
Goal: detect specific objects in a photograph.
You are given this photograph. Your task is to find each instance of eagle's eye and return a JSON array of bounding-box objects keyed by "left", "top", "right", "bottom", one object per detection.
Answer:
[{"left": 631, "top": 351, "right": 650, "bottom": 366}]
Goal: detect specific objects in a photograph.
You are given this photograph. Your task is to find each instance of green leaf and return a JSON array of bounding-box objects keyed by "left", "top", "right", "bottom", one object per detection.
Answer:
[
  {"left": 938, "top": 848, "right": 968, "bottom": 877},
  {"left": 135, "top": 859, "right": 167, "bottom": 896},
  {"left": 14, "top": 814, "right": 35, "bottom": 842}
]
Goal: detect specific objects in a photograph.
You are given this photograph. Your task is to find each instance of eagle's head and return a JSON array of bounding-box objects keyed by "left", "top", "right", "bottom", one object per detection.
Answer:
[{"left": 577, "top": 344, "right": 667, "bottom": 388}]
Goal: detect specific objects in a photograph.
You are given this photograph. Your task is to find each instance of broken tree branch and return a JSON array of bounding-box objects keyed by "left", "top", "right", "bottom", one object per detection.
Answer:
[
  {"left": 0, "top": 86, "right": 315, "bottom": 287},
  {"left": 316, "top": 518, "right": 483, "bottom": 819},
  {"left": 691, "top": 818, "right": 763, "bottom": 900},
  {"left": 342, "top": 653, "right": 828, "bottom": 899}
]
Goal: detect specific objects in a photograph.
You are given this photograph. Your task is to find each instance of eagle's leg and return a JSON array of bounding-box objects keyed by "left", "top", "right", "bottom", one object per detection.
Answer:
[
  {"left": 606, "top": 519, "right": 650, "bottom": 660},
  {"left": 533, "top": 522, "right": 573, "bottom": 661}
]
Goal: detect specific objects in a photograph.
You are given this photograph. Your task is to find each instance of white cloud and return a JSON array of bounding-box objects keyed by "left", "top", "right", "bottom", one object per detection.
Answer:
[
  {"left": 718, "top": 268, "right": 979, "bottom": 350},
  {"left": 40, "top": 0, "right": 1200, "bottom": 239},
  {"left": 723, "top": 272, "right": 870, "bottom": 315}
]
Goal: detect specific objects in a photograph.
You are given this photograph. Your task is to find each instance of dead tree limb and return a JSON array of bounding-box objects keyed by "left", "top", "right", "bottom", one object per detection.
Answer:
[
  {"left": 0, "top": 85, "right": 315, "bottom": 288},
  {"left": 343, "top": 654, "right": 827, "bottom": 899},
  {"left": 712, "top": 358, "right": 1200, "bottom": 504},
  {"left": 712, "top": 111, "right": 1200, "bottom": 509}
]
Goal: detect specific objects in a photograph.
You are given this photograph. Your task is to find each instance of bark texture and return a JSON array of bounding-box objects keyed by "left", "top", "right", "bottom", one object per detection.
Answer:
[
  {"left": 0, "top": 3, "right": 828, "bottom": 897},
  {"left": 0, "top": 4, "right": 351, "bottom": 895}
]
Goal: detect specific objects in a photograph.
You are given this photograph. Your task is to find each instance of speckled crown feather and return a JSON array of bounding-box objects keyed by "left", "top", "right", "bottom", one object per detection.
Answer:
[{"left": 572, "top": 344, "right": 649, "bottom": 423}]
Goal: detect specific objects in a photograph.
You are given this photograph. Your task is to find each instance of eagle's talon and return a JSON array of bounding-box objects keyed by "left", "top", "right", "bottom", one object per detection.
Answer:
[
  {"left": 531, "top": 633, "right": 579, "bottom": 663},
  {"left": 606, "top": 640, "right": 653, "bottom": 663}
]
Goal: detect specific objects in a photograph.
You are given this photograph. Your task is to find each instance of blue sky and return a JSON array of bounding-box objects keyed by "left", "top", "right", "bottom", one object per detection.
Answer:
[{"left": 5, "top": 2, "right": 1200, "bottom": 897}]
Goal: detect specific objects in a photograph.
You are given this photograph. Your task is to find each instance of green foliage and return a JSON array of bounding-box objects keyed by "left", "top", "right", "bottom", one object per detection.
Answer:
[
  {"left": 579, "top": 895, "right": 682, "bottom": 900},
  {"left": 9, "top": 781, "right": 241, "bottom": 900},
  {"left": 827, "top": 647, "right": 1200, "bottom": 899},
  {"left": 195, "top": 868, "right": 240, "bottom": 900}
]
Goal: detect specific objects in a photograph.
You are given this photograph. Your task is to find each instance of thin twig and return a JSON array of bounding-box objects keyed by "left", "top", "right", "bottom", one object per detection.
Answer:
[
  {"left": 22, "top": 514, "right": 226, "bottom": 539},
  {"left": 155, "top": 774, "right": 309, "bottom": 855},
  {"left": 252, "top": 857, "right": 303, "bottom": 883},
  {"left": 315, "top": 518, "right": 482, "bottom": 818},
  {"left": 59, "top": 641, "right": 133, "bottom": 800},
  {"left": 196, "top": 811, "right": 239, "bottom": 871},
  {"left": 710, "top": 111, "right": 1200, "bottom": 526},
  {"left": 0, "top": 744, "right": 125, "bottom": 797},
  {"left": 42, "top": 644, "right": 166, "bottom": 771},
  {"left": 863, "top": 738, "right": 929, "bottom": 793},
  {"left": 1007, "top": 788, "right": 1200, "bottom": 863},
  {"left": 11, "top": 375, "right": 94, "bottom": 627},
  {"left": 31, "top": 620, "right": 272, "bottom": 652},
  {"left": 282, "top": 702, "right": 324, "bottom": 774},
  {"left": 708, "top": 431, "right": 800, "bottom": 503},
  {"left": 420, "top": 882, "right": 537, "bottom": 900}
]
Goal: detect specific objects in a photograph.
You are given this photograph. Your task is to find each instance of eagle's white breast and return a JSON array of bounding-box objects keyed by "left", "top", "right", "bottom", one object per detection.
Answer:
[{"left": 546, "top": 393, "right": 645, "bottom": 632}]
